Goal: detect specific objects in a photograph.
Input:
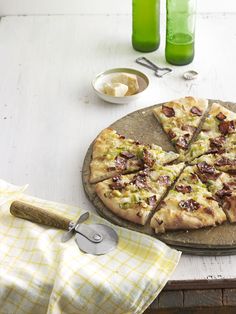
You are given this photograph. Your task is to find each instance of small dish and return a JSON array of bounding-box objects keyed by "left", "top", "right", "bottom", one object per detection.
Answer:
[{"left": 92, "top": 68, "right": 149, "bottom": 104}]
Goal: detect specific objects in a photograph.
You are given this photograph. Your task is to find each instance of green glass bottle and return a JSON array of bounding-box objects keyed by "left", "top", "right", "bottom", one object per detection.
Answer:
[
  {"left": 132, "top": 0, "right": 160, "bottom": 52},
  {"left": 165, "top": 0, "right": 196, "bottom": 65}
]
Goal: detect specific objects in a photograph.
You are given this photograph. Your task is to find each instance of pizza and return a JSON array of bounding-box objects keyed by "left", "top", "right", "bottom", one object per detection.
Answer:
[
  {"left": 153, "top": 97, "right": 208, "bottom": 157},
  {"left": 90, "top": 128, "right": 179, "bottom": 183},
  {"left": 150, "top": 165, "right": 226, "bottom": 233},
  {"left": 88, "top": 99, "right": 236, "bottom": 233},
  {"left": 95, "top": 163, "right": 184, "bottom": 225},
  {"left": 186, "top": 103, "right": 236, "bottom": 161}
]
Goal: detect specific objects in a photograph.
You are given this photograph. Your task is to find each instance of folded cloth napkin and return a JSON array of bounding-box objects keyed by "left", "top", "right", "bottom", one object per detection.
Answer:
[{"left": 0, "top": 179, "right": 181, "bottom": 314}]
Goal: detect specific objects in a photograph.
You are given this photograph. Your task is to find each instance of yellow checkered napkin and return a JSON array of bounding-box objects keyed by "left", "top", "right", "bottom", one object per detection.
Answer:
[{"left": 0, "top": 179, "right": 181, "bottom": 314}]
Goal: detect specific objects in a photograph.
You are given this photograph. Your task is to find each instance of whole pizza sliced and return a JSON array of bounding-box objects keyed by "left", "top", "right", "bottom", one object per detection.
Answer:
[
  {"left": 90, "top": 128, "right": 179, "bottom": 183},
  {"left": 150, "top": 165, "right": 226, "bottom": 233},
  {"left": 153, "top": 97, "right": 208, "bottom": 157},
  {"left": 186, "top": 103, "right": 236, "bottom": 161},
  {"left": 95, "top": 162, "right": 185, "bottom": 225}
]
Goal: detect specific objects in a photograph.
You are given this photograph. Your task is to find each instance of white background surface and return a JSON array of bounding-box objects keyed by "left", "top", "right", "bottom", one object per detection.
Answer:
[
  {"left": 1, "top": 1, "right": 236, "bottom": 283},
  {"left": 1, "top": 0, "right": 236, "bottom": 15}
]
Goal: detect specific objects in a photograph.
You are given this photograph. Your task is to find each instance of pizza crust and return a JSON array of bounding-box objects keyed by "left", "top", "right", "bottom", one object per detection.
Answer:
[{"left": 150, "top": 206, "right": 226, "bottom": 234}]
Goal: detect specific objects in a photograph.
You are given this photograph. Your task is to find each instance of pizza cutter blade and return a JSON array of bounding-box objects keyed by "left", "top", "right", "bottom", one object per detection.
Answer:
[{"left": 75, "top": 223, "right": 118, "bottom": 255}]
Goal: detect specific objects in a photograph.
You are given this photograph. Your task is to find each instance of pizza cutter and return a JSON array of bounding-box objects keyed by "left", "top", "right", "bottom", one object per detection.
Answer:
[{"left": 10, "top": 201, "right": 118, "bottom": 255}]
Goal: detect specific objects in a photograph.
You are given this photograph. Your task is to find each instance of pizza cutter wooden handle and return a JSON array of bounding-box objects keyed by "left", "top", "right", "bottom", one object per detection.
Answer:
[{"left": 10, "top": 201, "right": 71, "bottom": 230}]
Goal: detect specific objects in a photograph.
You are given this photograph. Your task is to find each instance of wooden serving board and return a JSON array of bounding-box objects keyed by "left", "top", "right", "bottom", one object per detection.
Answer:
[{"left": 82, "top": 99, "right": 236, "bottom": 255}]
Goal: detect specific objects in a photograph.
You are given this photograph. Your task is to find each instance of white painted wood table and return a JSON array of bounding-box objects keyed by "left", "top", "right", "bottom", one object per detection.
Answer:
[{"left": 1, "top": 12, "right": 236, "bottom": 309}]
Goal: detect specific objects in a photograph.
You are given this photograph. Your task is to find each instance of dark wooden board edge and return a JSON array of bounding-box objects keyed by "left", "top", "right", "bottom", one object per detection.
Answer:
[
  {"left": 165, "top": 279, "right": 236, "bottom": 291},
  {"left": 145, "top": 288, "right": 236, "bottom": 313},
  {"left": 82, "top": 99, "right": 236, "bottom": 255}
]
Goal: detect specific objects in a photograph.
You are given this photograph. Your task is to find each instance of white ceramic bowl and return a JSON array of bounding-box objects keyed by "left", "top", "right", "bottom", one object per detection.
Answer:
[{"left": 92, "top": 68, "right": 149, "bottom": 104}]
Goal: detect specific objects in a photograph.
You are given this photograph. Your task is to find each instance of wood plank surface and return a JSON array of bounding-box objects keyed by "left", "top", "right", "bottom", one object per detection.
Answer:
[
  {"left": 145, "top": 289, "right": 236, "bottom": 313},
  {"left": 1, "top": 13, "right": 236, "bottom": 281}
]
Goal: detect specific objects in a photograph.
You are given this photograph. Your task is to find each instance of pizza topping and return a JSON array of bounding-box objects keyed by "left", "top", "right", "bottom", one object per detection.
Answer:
[
  {"left": 109, "top": 181, "right": 125, "bottom": 190},
  {"left": 132, "top": 173, "right": 148, "bottom": 189},
  {"left": 112, "top": 176, "right": 121, "bottom": 182},
  {"left": 178, "top": 199, "right": 200, "bottom": 211},
  {"left": 157, "top": 175, "right": 171, "bottom": 186},
  {"left": 209, "top": 136, "right": 226, "bottom": 153},
  {"left": 140, "top": 168, "right": 149, "bottom": 176},
  {"left": 120, "top": 151, "right": 135, "bottom": 159},
  {"left": 115, "top": 156, "right": 127, "bottom": 171},
  {"left": 168, "top": 130, "right": 176, "bottom": 139},
  {"left": 162, "top": 105, "right": 175, "bottom": 117},
  {"left": 190, "top": 106, "right": 202, "bottom": 116},
  {"left": 181, "top": 125, "right": 197, "bottom": 134},
  {"left": 216, "top": 112, "right": 226, "bottom": 121},
  {"left": 107, "top": 166, "right": 116, "bottom": 171},
  {"left": 215, "top": 156, "right": 236, "bottom": 167},
  {"left": 109, "top": 176, "right": 125, "bottom": 190},
  {"left": 223, "top": 195, "right": 236, "bottom": 211},
  {"left": 203, "top": 207, "right": 214, "bottom": 216},
  {"left": 143, "top": 148, "right": 155, "bottom": 167},
  {"left": 148, "top": 195, "right": 157, "bottom": 207},
  {"left": 196, "top": 162, "right": 221, "bottom": 182},
  {"left": 176, "top": 134, "right": 190, "bottom": 150},
  {"left": 215, "top": 188, "right": 232, "bottom": 198},
  {"left": 197, "top": 162, "right": 215, "bottom": 174},
  {"left": 219, "top": 120, "right": 235, "bottom": 135},
  {"left": 175, "top": 185, "right": 192, "bottom": 194},
  {"left": 206, "top": 196, "right": 217, "bottom": 201},
  {"left": 226, "top": 180, "right": 236, "bottom": 188},
  {"left": 190, "top": 173, "right": 199, "bottom": 182}
]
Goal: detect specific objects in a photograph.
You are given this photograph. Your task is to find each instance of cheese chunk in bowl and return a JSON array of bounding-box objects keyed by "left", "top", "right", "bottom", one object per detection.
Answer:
[{"left": 92, "top": 68, "right": 149, "bottom": 104}]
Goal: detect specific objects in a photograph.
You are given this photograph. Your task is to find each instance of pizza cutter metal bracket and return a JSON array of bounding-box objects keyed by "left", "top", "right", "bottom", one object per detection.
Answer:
[{"left": 61, "top": 211, "right": 90, "bottom": 243}]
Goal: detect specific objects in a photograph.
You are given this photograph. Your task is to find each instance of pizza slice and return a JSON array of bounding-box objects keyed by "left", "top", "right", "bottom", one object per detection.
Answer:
[
  {"left": 95, "top": 163, "right": 184, "bottom": 225},
  {"left": 208, "top": 172, "right": 236, "bottom": 223},
  {"left": 150, "top": 165, "right": 226, "bottom": 233},
  {"left": 153, "top": 97, "right": 208, "bottom": 156},
  {"left": 193, "top": 162, "right": 236, "bottom": 223},
  {"left": 190, "top": 149, "right": 236, "bottom": 173},
  {"left": 90, "top": 128, "right": 179, "bottom": 183},
  {"left": 186, "top": 103, "right": 236, "bottom": 161}
]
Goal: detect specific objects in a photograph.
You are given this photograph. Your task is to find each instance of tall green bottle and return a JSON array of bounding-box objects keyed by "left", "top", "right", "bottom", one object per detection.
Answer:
[
  {"left": 132, "top": 0, "right": 160, "bottom": 52},
  {"left": 165, "top": 0, "right": 196, "bottom": 65}
]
